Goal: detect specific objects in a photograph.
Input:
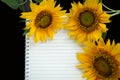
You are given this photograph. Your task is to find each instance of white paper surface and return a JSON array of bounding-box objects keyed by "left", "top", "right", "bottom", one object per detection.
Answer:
[{"left": 25, "top": 29, "right": 86, "bottom": 80}]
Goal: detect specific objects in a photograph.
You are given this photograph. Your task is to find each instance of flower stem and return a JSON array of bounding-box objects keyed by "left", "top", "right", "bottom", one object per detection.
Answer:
[
  {"left": 102, "top": 3, "right": 120, "bottom": 17},
  {"left": 17, "top": 0, "right": 28, "bottom": 5},
  {"left": 102, "top": 3, "right": 116, "bottom": 12},
  {"left": 105, "top": 11, "right": 115, "bottom": 14},
  {"left": 110, "top": 10, "right": 120, "bottom": 17}
]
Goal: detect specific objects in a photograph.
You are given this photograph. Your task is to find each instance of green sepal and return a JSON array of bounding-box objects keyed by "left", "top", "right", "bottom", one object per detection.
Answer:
[
  {"left": 99, "top": 0, "right": 103, "bottom": 3},
  {"left": 22, "top": 29, "right": 30, "bottom": 36},
  {"left": 102, "top": 32, "right": 107, "bottom": 39},
  {"left": 34, "top": 0, "right": 43, "bottom": 3},
  {"left": 83, "top": 0, "right": 86, "bottom": 3},
  {"left": 19, "top": 19, "right": 26, "bottom": 23}
]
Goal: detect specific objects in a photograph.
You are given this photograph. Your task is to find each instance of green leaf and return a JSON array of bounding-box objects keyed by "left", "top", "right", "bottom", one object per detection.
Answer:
[
  {"left": 1, "top": 0, "right": 19, "bottom": 9},
  {"left": 102, "top": 32, "right": 107, "bottom": 39},
  {"left": 22, "top": 29, "right": 30, "bottom": 36}
]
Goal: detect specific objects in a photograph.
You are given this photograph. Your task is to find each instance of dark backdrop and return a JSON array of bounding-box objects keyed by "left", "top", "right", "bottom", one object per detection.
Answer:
[
  {"left": 0, "top": 0, "right": 120, "bottom": 80},
  {"left": 0, "top": 1, "right": 25, "bottom": 80}
]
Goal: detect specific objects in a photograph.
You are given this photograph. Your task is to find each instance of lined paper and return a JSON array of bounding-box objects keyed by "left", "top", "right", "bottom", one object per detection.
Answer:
[{"left": 25, "top": 29, "right": 86, "bottom": 80}]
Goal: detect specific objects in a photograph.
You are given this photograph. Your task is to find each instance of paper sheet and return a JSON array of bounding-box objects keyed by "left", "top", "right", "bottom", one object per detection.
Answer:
[{"left": 25, "top": 29, "right": 86, "bottom": 80}]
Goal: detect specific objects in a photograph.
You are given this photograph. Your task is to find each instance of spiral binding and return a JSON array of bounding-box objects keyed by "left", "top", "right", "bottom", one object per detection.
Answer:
[{"left": 25, "top": 35, "right": 30, "bottom": 80}]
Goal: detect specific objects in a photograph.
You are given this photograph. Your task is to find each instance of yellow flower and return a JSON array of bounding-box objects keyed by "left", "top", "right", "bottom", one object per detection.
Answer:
[
  {"left": 76, "top": 38, "right": 120, "bottom": 80},
  {"left": 20, "top": 0, "right": 66, "bottom": 42},
  {"left": 64, "top": 0, "right": 111, "bottom": 44}
]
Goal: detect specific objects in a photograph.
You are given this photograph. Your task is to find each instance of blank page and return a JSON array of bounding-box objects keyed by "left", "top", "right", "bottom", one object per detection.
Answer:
[{"left": 25, "top": 29, "right": 86, "bottom": 80}]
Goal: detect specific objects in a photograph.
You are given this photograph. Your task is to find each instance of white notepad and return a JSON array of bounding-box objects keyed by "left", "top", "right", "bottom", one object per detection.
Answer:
[{"left": 25, "top": 29, "right": 86, "bottom": 80}]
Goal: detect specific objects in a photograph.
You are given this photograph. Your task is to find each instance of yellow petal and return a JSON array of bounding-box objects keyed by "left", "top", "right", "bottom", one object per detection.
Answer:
[
  {"left": 28, "top": 26, "right": 36, "bottom": 37},
  {"left": 47, "top": 28, "right": 55, "bottom": 39},
  {"left": 92, "top": 30, "right": 102, "bottom": 40},
  {"left": 34, "top": 29, "right": 40, "bottom": 43},
  {"left": 48, "top": 0, "right": 55, "bottom": 8},
  {"left": 78, "top": 2, "right": 83, "bottom": 8},
  {"left": 100, "top": 13, "right": 111, "bottom": 23},
  {"left": 30, "top": 2, "right": 39, "bottom": 12},
  {"left": 112, "top": 43, "right": 120, "bottom": 55},
  {"left": 97, "top": 3, "right": 103, "bottom": 13},
  {"left": 41, "top": 30, "right": 47, "bottom": 42},
  {"left": 39, "top": 0, "right": 47, "bottom": 7},
  {"left": 97, "top": 37, "right": 105, "bottom": 47},
  {"left": 111, "top": 40, "right": 115, "bottom": 48},
  {"left": 76, "top": 63, "right": 91, "bottom": 69},
  {"left": 54, "top": 4, "right": 61, "bottom": 11},
  {"left": 77, "top": 33, "right": 86, "bottom": 43},
  {"left": 77, "top": 53, "right": 91, "bottom": 63},
  {"left": 99, "top": 23, "right": 108, "bottom": 32},
  {"left": 84, "top": 0, "right": 99, "bottom": 9},
  {"left": 115, "top": 54, "right": 120, "bottom": 61},
  {"left": 82, "top": 69, "right": 93, "bottom": 78},
  {"left": 20, "top": 12, "right": 33, "bottom": 19},
  {"left": 71, "top": 2, "right": 79, "bottom": 11},
  {"left": 88, "top": 74, "right": 97, "bottom": 80},
  {"left": 64, "top": 21, "right": 77, "bottom": 30},
  {"left": 70, "top": 29, "right": 82, "bottom": 39},
  {"left": 105, "top": 39, "right": 111, "bottom": 47}
]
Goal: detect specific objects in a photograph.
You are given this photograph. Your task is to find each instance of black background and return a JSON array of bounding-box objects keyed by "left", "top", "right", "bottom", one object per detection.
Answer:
[{"left": 0, "top": 0, "right": 120, "bottom": 80}]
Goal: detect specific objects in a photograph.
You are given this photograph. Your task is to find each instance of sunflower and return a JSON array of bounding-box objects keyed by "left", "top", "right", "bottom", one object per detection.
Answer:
[
  {"left": 76, "top": 38, "right": 120, "bottom": 80},
  {"left": 20, "top": 0, "right": 66, "bottom": 42},
  {"left": 64, "top": 0, "right": 111, "bottom": 44}
]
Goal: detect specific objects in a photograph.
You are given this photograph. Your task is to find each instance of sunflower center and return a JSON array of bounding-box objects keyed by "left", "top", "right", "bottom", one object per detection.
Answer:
[
  {"left": 94, "top": 57, "right": 112, "bottom": 77},
  {"left": 35, "top": 11, "right": 52, "bottom": 28},
  {"left": 93, "top": 50, "right": 118, "bottom": 78},
  {"left": 79, "top": 11, "right": 95, "bottom": 27}
]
